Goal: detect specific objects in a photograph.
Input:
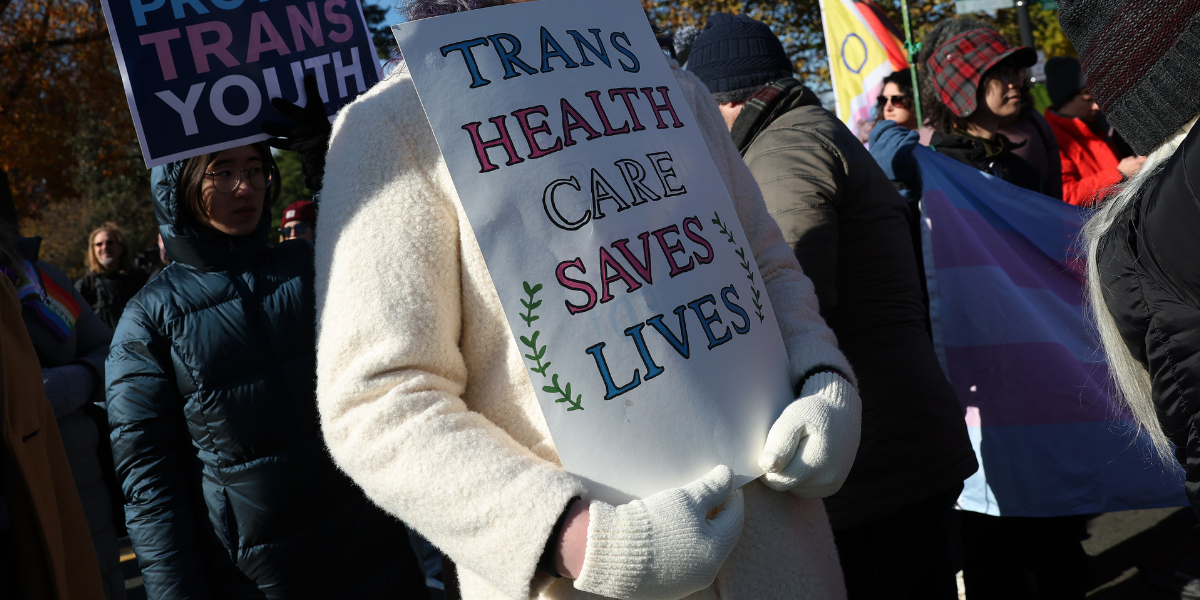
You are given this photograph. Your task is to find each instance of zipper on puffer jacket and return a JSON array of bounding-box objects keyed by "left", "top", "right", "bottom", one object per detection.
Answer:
[
  {"left": 222, "top": 487, "right": 239, "bottom": 564},
  {"left": 226, "top": 267, "right": 340, "bottom": 577}
]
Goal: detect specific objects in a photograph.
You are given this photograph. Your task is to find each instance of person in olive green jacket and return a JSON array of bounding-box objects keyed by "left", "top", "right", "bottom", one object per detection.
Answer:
[{"left": 687, "top": 14, "right": 978, "bottom": 600}]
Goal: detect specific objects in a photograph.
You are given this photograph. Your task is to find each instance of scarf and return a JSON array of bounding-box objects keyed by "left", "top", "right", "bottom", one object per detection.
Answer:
[
  {"left": 729, "top": 78, "right": 817, "bottom": 155},
  {"left": 950, "top": 128, "right": 1014, "bottom": 159},
  {"left": 7, "top": 259, "right": 81, "bottom": 342}
]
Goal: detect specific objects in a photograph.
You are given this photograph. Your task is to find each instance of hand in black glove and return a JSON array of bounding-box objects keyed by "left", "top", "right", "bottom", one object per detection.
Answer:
[{"left": 263, "top": 74, "right": 332, "bottom": 192}]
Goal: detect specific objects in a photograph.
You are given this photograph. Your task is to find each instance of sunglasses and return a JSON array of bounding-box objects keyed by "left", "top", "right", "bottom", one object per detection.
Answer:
[
  {"left": 278, "top": 222, "right": 311, "bottom": 238},
  {"left": 877, "top": 94, "right": 910, "bottom": 109}
]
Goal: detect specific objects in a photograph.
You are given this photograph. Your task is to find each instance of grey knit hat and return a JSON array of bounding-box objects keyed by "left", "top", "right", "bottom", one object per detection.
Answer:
[{"left": 1058, "top": 0, "right": 1200, "bottom": 155}]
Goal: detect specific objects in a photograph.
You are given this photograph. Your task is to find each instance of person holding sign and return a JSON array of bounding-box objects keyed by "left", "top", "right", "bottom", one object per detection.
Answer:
[
  {"left": 314, "top": 0, "right": 862, "bottom": 599},
  {"left": 105, "top": 141, "right": 430, "bottom": 600}
]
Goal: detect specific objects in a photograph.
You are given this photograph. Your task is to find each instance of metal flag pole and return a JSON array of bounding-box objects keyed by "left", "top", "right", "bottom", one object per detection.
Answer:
[{"left": 900, "top": 0, "right": 924, "bottom": 127}]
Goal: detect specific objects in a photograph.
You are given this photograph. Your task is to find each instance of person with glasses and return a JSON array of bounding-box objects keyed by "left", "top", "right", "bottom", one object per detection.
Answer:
[
  {"left": 105, "top": 142, "right": 429, "bottom": 600},
  {"left": 874, "top": 29, "right": 1091, "bottom": 600},
  {"left": 913, "top": 18, "right": 1064, "bottom": 200},
  {"left": 921, "top": 29, "right": 1044, "bottom": 193},
  {"left": 876, "top": 69, "right": 919, "bottom": 131},
  {"left": 278, "top": 200, "right": 316, "bottom": 243},
  {"left": 75, "top": 223, "right": 150, "bottom": 330}
]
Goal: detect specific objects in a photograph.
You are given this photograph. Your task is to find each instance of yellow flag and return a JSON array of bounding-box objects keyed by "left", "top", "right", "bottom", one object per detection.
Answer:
[{"left": 820, "top": 0, "right": 909, "bottom": 138}]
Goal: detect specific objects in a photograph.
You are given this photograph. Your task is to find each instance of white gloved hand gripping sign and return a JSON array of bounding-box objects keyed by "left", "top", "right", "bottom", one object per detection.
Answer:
[
  {"left": 759, "top": 371, "right": 862, "bottom": 498},
  {"left": 575, "top": 466, "right": 744, "bottom": 600}
]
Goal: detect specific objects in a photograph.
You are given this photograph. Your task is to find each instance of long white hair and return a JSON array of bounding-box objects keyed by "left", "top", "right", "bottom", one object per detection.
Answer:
[{"left": 1083, "top": 115, "right": 1198, "bottom": 465}]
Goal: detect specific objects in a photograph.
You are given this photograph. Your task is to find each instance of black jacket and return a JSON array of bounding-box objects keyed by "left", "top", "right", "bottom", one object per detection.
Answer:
[
  {"left": 75, "top": 268, "right": 149, "bottom": 330},
  {"left": 733, "top": 80, "right": 977, "bottom": 528},
  {"left": 1098, "top": 124, "right": 1200, "bottom": 514},
  {"left": 931, "top": 130, "right": 1045, "bottom": 194},
  {"left": 105, "top": 162, "right": 428, "bottom": 599}
]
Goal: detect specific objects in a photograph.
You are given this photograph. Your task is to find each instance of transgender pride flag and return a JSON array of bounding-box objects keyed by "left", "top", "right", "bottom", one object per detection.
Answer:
[{"left": 915, "top": 146, "right": 1186, "bottom": 517}]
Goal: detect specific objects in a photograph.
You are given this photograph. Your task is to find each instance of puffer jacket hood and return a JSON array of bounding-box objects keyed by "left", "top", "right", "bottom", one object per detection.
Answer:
[
  {"left": 151, "top": 161, "right": 270, "bottom": 272},
  {"left": 108, "top": 177, "right": 429, "bottom": 598}
]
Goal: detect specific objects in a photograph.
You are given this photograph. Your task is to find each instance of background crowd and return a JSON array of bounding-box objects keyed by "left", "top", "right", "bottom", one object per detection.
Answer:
[{"left": 2, "top": 0, "right": 1196, "bottom": 599}]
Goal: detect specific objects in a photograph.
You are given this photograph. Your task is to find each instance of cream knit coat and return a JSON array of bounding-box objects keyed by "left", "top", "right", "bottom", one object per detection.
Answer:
[{"left": 315, "top": 62, "right": 855, "bottom": 600}]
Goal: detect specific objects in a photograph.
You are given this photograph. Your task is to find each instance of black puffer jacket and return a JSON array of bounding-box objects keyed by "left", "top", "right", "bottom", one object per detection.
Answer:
[
  {"left": 1098, "top": 124, "right": 1200, "bottom": 514},
  {"left": 106, "top": 162, "right": 428, "bottom": 600}
]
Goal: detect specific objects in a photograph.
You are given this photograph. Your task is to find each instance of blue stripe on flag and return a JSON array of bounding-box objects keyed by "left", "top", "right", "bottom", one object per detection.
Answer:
[{"left": 962, "top": 422, "right": 1185, "bottom": 516}]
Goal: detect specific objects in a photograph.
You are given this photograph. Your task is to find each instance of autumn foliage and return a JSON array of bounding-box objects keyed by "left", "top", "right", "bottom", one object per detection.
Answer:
[
  {"left": 1, "top": 0, "right": 156, "bottom": 277},
  {"left": 3, "top": 0, "right": 1073, "bottom": 278},
  {"left": 642, "top": 0, "right": 1075, "bottom": 89}
]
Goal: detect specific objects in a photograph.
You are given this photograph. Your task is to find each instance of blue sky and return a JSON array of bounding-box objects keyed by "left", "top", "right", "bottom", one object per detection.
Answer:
[{"left": 376, "top": 1, "right": 407, "bottom": 30}]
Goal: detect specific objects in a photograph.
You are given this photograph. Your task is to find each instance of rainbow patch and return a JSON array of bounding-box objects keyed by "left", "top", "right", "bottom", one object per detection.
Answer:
[{"left": 15, "top": 260, "right": 80, "bottom": 342}]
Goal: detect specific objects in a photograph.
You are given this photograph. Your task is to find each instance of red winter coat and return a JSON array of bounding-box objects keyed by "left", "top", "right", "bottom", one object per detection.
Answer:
[{"left": 1044, "top": 109, "right": 1123, "bottom": 206}]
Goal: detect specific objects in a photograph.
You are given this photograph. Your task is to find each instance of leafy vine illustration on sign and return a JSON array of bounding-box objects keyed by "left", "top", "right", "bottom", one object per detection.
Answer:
[
  {"left": 712, "top": 212, "right": 765, "bottom": 323},
  {"left": 519, "top": 281, "right": 583, "bottom": 411}
]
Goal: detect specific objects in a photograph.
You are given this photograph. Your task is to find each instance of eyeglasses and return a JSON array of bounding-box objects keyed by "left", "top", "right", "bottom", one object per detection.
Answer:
[
  {"left": 205, "top": 166, "right": 272, "bottom": 194},
  {"left": 278, "top": 222, "right": 311, "bottom": 238},
  {"left": 877, "top": 94, "right": 910, "bottom": 109}
]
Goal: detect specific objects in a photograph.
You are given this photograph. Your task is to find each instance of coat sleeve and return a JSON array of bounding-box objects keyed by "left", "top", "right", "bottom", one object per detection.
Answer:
[
  {"left": 672, "top": 69, "right": 855, "bottom": 389},
  {"left": 742, "top": 121, "right": 844, "bottom": 316},
  {"left": 106, "top": 297, "right": 210, "bottom": 600},
  {"left": 314, "top": 75, "right": 584, "bottom": 600},
  {"left": 1060, "top": 150, "right": 1123, "bottom": 206},
  {"left": 42, "top": 262, "right": 111, "bottom": 402}
]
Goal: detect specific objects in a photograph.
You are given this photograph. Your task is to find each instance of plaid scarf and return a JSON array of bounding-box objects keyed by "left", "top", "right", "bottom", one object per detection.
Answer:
[{"left": 729, "top": 78, "right": 815, "bottom": 155}]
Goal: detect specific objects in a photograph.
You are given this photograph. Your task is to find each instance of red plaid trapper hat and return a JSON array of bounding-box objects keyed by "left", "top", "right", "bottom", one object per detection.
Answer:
[{"left": 928, "top": 29, "right": 1037, "bottom": 118}]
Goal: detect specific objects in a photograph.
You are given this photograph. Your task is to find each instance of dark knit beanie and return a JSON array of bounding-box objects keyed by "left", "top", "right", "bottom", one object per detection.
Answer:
[
  {"left": 1058, "top": 0, "right": 1200, "bottom": 155},
  {"left": 686, "top": 13, "right": 794, "bottom": 102},
  {"left": 1044, "top": 57, "right": 1087, "bottom": 108}
]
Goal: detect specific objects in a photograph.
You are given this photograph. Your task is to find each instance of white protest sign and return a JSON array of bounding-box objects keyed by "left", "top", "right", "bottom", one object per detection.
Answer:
[{"left": 395, "top": 0, "right": 793, "bottom": 504}]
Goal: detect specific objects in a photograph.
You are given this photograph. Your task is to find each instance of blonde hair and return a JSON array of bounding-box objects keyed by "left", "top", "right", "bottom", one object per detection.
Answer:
[
  {"left": 1083, "top": 115, "right": 1198, "bottom": 465},
  {"left": 86, "top": 222, "right": 135, "bottom": 274}
]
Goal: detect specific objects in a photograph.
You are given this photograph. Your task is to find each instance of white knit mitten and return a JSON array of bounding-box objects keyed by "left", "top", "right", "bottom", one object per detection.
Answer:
[
  {"left": 758, "top": 371, "right": 861, "bottom": 498},
  {"left": 574, "top": 465, "right": 744, "bottom": 600}
]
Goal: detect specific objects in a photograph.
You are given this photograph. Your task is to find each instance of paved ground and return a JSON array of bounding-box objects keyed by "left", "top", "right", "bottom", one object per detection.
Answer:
[
  {"left": 120, "top": 538, "right": 145, "bottom": 600},
  {"left": 119, "top": 507, "right": 1200, "bottom": 599},
  {"left": 1086, "top": 507, "right": 1200, "bottom": 599}
]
